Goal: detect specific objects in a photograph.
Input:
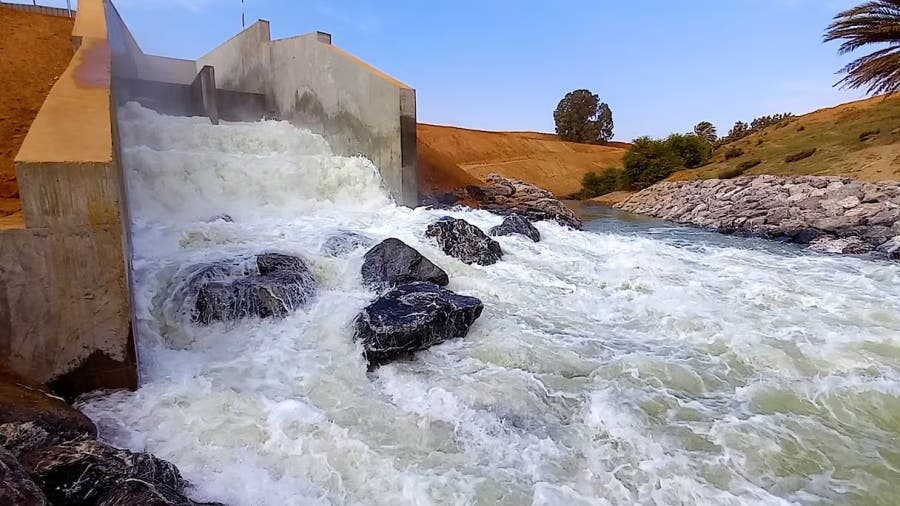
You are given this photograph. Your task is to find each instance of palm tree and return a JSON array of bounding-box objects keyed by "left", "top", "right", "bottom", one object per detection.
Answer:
[
  {"left": 824, "top": 0, "right": 900, "bottom": 95},
  {"left": 693, "top": 121, "right": 717, "bottom": 144}
]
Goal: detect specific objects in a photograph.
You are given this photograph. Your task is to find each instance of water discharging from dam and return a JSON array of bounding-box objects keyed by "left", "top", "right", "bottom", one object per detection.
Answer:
[{"left": 81, "top": 104, "right": 900, "bottom": 505}]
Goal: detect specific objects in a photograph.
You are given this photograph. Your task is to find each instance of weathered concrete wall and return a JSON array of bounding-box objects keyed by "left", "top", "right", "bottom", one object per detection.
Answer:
[
  {"left": 0, "top": 0, "right": 137, "bottom": 395},
  {"left": 197, "top": 22, "right": 419, "bottom": 206}
]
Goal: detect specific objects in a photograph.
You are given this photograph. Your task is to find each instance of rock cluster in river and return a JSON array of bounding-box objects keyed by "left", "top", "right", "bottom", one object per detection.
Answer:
[
  {"left": 0, "top": 367, "right": 219, "bottom": 505},
  {"left": 355, "top": 214, "right": 522, "bottom": 365},
  {"left": 616, "top": 175, "right": 900, "bottom": 258},
  {"left": 466, "top": 174, "right": 583, "bottom": 230}
]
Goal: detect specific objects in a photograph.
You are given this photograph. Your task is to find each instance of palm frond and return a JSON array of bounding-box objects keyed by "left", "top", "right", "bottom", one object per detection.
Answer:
[{"left": 824, "top": 0, "right": 900, "bottom": 94}]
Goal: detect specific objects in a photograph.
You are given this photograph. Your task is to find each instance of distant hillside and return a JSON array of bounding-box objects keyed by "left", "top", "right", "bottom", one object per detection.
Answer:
[
  {"left": 670, "top": 95, "right": 900, "bottom": 183},
  {"left": 418, "top": 123, "right": 629, "bottom": 197}
]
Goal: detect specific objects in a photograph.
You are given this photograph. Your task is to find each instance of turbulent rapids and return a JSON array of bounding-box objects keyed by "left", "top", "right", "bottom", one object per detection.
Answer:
[{"left": 81, "top": 104, "right": 900, "bottom": 505}]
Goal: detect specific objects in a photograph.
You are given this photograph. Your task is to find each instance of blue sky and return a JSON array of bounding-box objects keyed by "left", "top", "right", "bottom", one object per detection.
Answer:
[{"left": 22, "top": 0, "right": 869, "bottom": 140}]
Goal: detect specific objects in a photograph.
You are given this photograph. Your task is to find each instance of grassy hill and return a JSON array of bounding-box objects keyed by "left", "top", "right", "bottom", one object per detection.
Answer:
[
  {"left": 418, "top": 123, "right": 629, "bottom": 197},
  {"left": 670, "top": 94, "right": 900, "bottom": 183}
]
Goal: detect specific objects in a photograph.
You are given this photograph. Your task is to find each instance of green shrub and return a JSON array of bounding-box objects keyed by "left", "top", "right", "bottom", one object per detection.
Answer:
[
  {"left": 796, "top": 125, "right": 806, "bottom": 132},
  {"left": 737, "top": 159, "right": 762, "bottom": 171},
  {"left": 859, "top": 129, "right": 880, "bottom": 141},
  {"left": 580, "top": 167, "right": 626, "bottom": 198},
  {"left": 717, "top": 166, "right": 746, "bottom": 179},
  {"left": 665, "top": 133, "right": 712, "bottom": 168},
  {"left": 724, "top": 146, "right": 744, "bottom": 160},
  {"left": 784, "top": 148, "right": 817, "bottom": 163},
  {"left": 623, "top": 137, "right": 683, "bottom": 189}
]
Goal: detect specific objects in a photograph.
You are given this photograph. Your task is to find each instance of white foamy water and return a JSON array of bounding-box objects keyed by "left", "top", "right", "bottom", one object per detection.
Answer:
[{"left": 81, "top": 104, "right": 900, "bottom": 506}]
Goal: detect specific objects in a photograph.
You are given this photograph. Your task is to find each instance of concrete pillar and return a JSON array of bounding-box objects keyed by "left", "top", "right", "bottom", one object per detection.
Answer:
[
  {"left": 400, "top": 88, "right": 419, "bottom": 207},
  {"left": 192, "top": 65, "right": 219, "bottom": 125}
]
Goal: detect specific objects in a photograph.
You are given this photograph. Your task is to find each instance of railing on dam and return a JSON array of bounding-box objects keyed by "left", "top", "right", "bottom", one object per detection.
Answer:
[{"left": 0, "top": 1, "right": 75, "bottom": 18}]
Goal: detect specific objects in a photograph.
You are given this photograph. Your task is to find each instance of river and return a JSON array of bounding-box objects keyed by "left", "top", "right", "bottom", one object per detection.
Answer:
[{"left": 80, "top": 104, "right": 900, "bottom": 506}]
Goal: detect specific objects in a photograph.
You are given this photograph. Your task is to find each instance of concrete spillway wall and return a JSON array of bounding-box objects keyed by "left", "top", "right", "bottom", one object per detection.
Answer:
[
  {"left": 198, "top": 22, "right": 419, "bottom": 206},
  {"left": 1, "top": 0, "right": 136, "bottom": 397},
  {"left": 0, "top": 0, "right": 418, "bottom": 396}
]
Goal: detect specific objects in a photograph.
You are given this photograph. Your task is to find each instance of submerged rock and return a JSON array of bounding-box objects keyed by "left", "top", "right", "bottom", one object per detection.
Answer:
[
  {"left": 189, "top": 253, "right": 318, "bottom": 324},
  {"left": 321, "top": 231, "right": 374, "bottom": 257},
  {"left": 361, "top": 239, "right": 449, "bottom": 290},
  {"left": 426, "top": 217, "right": 503, "bottom": 265},
  {"left": 195, "top": 271, "right": 317, "bottom": 323},
  {"left": 0, "top": 447, "right": 47, "bottom": 506},
  {"left": 354, "top": 282, "right": 483, "bottom": 365},
  {"left": 206, "top": 214, "right": 233, "bottom": 223},
  {"left": 489, "top": 214, "right": 540, "bottom": 242},
  {"left": 255, "top": 252, "right": 312, "bottom": 276},
  {"left": 467, "top": 174, "right": 583, "bottom": 229},
  {"left": 23, "top": 438, "right": 188, "bottom": 506}
]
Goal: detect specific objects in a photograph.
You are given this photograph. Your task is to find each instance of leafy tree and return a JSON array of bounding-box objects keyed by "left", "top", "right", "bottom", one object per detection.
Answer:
[
  {"left": 581, "top": 168, "right": 626, "bottom": 198},
  {"left": 727, "top": 121, "right": 750, "bottom": 141},
  {"left": 553, "top": 89, "right": 615, "bottom": 143},
  {"left": 665, "top": 133, "right": 712, "bottom": 168},
  {"left": 824, "top": 1, "right": 900, "bottom": 95},
  {"left": 623, "top": 137, "right": 684, "bottom": 189},
  {"left": 750, "top": 113, "right": 793, "bottom": 130},
  {"left": 693, "top": 121, "right": 718, "bottom": 143}
]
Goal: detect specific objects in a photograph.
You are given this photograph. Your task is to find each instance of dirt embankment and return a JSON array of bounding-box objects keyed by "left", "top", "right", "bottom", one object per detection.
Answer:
[
  {"left": 0, "top": 6, "right": 75, "bottom": 219},
  {"left": 417, "top": 123, "right": 629, "bottom": 198}
]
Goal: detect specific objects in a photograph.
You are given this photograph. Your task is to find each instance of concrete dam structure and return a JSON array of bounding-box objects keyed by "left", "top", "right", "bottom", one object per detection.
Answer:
[{"left": 0, "top": 0, "right": 418, "bottom": 396}]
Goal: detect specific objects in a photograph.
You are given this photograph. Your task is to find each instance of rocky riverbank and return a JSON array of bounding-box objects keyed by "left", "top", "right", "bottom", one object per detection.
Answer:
[
  {"left": 0, "top": 366, "right": 221, "bottom": 505},
  {"left": 615, "top": 175, "right": 900, "bottom": 258}
]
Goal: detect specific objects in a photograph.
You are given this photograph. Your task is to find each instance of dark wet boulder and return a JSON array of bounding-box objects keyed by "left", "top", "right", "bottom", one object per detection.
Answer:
[
  {"left": 195, "top": 270, "right": 317, "bottom": 323},
  {"left": 489, "top": 214, "right": 540, "bottom": 242},
  {"left": 321, "top": 231, "right": 374, "bottom": 257},
  {"left": 0, "top": 447, "right": 47, "bottom": 506},
  {"left": 256, "top": 252, "right": 312, "bottom": 276},
  {"left": 354, "top": 282, "right": 483, "bottom": 366},
  {"left": 23, "top": 438, "right": 188, "bottom": 506},
  {"left": 0, "top": 366, "right": 96, "bottom": 454},
  {"left": 361, "top": 239, "right": 449, "bottom": 290},
  {"left": 426, "top": 217, "right": 503, "bottom": 265},
  {"left": 97, "top": 478, "right": 223, "bottom": 506}
]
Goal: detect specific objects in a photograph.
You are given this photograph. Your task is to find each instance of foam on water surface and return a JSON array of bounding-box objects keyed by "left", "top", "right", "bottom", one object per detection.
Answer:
[{"left": 81, "top": 104, "right": 900, "bottom": 505}]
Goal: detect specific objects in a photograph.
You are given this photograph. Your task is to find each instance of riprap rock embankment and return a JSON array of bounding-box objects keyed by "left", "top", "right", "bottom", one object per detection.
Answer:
[{"left": 615, "top": 175, "right": 900, "bottom": 258}]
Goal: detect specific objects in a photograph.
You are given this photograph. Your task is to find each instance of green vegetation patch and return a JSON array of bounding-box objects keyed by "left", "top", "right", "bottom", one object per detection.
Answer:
[{"left": 785, "top": 148, "right": 817, "bottom": 163}]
